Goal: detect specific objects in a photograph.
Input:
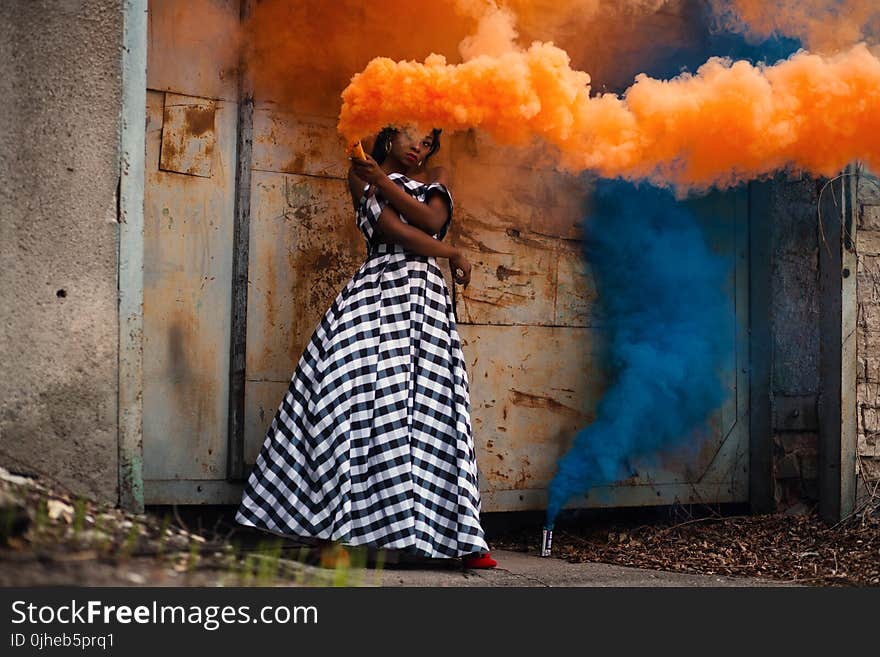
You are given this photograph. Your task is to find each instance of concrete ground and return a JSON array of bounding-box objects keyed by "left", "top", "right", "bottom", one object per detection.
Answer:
[{"left": 372, "top": 550, "right": 792, "bottom": 587}]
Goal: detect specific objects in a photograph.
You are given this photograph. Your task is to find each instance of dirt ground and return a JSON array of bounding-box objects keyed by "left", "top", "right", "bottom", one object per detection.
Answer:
[
  {"left": 492, "top": 502, "right": 880, "bottom": 586},
  {"left": 2, "top": 465, "right": 879, "bottom": 587}
]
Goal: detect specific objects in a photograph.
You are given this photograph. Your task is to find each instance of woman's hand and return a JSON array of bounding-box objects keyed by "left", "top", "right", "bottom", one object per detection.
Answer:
[
  {"left": 349, "top": 153, "right": 387, "bottom": 187},
  {"left": 450, "top": 249, "right": 471, "bottom": 287}
]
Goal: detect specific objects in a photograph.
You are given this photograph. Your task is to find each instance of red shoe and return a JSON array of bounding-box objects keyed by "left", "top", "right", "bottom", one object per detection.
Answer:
[{"left": 462, "top": 552, "right": 497, "bottom": 569}]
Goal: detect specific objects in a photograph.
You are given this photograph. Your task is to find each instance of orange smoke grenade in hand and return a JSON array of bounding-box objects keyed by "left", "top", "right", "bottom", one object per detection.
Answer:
[{"left": 348, "top": 141, "right": 366, "bottom": 160}]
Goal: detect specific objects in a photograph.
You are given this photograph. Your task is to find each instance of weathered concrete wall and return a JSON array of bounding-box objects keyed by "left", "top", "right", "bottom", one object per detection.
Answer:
[
  {"left": 856, "top": 169, "right": 880, "bottom": 487},
  {"left": 767, "top": 177, "right": 822, "bottom": 510},
  {"left": 0, "top": 1, "right": 123, "bottom": 504}
]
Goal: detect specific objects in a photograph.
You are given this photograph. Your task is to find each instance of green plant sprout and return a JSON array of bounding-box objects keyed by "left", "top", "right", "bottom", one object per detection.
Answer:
[{"left": 72, "top": 497, "right": 87, "bottom": 535}]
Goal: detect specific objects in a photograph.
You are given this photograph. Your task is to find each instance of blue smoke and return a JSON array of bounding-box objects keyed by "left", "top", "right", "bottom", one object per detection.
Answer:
[
  {"left": 546, "top": 180, "right": 735, "bottom": 522},
  {"left": 544, "top": 5, "right": 804, "bottom": 524}
]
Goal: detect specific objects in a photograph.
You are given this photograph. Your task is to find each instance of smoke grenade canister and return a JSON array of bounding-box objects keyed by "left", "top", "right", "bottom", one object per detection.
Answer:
[{"left": 541, "top": 525, "right": 553, "bottom": 557}]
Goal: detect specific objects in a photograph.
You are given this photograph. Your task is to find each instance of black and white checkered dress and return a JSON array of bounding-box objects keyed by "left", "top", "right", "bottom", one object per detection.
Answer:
[{"left": 235, "top": 172, "right": 489, "bottom": 559}]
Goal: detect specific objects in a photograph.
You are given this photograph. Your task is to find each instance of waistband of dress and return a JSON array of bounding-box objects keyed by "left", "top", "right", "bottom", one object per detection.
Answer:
[{"left": 367, "top": 241, "right": 408, "bottom": 257}]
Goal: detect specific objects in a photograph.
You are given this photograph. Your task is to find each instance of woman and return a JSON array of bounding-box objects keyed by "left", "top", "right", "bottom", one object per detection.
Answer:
[{"left": 235, "top": 124, "right": 496, "bottom": 569}]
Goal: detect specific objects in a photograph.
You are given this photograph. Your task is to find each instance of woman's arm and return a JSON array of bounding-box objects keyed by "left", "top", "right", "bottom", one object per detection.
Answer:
[
  {"left": 351, "top": 157, "right": 450, "bottom": 235},
  {"left": 378, "top": 205, "right": 471, "bottom": 285},
  {"left": 374, "top": 204, "right": 459, "bottom": 260},
  {"left": 370, "top": 185, "right": 471, "bottom": 286},
  {"left": 374, "top": 176, "right": 449, "bottom": 235}
]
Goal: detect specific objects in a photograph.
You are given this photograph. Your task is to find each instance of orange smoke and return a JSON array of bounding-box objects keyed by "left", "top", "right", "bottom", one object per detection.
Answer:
[
  {"left": 712, "top": 1, "right": 880, "bottom": 52},
  {"left": 243, "top": 0, "right": 700, "bottom": 114},
  {"left": 243, "top": 0, "right": 473, "bottom": 114},
  {"left": 338, "top": 40, "right": 880, "bottom": 190}
]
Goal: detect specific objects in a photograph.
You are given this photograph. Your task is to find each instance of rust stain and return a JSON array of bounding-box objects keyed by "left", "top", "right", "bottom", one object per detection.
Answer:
[
  {"left": 262, "top": 250, "right": 277, "bottom": 335},
  {"left": 184, "top": 104, "right": 215, "bottom": 137},
  {"left": 514, "top": 463, "right": 532, "bottom": 489},
  {"left": 496, "top": 264, "right": 522, "bottom": 281},
  {"left": 286, "top": 154, "right": 306, "bottom": 174},
  {"left": 462, "top": 235, "right": 506, "bottom": 255},
  {"left": 508, "top": 388, "right": 588, "bottom": 417},
  {"left": 314, "top": 252, "right": 332, "bottom": 271},
  {"left": 504, "top": 227, "right": 547, "bottom": 249},
  {"left": 159, "top": 99, "right": 215, "bottom": 178},
  {"left": 160, "top": 136, "right": 179, "bottom": 170}
]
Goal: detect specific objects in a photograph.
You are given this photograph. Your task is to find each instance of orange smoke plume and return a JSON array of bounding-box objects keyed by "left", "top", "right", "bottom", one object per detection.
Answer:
[
  {"left": 711, "top": 1, "right": 880, "bottom": 52},
  {"left": 243, "top": 0, "right": 474, "bottom": 113},
  {"left": 243, "top": 0, "right": 699, "bottom": 114},
  {"left": 339, "top": 40, "right": 880, "bottom": 190}
]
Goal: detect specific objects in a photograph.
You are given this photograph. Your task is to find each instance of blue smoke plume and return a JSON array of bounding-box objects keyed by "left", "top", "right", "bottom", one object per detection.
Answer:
[
  {"left": 544, "top": 4, "right": 804, "bottom": 525},
  {"left": 546, "top": 180, "right": 735, "bottom": 522}
]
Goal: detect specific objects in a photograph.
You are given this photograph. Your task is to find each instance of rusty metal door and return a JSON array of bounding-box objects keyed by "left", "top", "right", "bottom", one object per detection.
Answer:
[
  {"left": 143, "top": 0, "right": 242, "bottom": 503},
  {"left": 451, "top": 148, "right": 750, "bottom": 511},
  {"left": 242, "top": 110, "right": 367, "bottom": 465},
  {"left": 141, "top": 2, "right": 749, "bottom": 510}
]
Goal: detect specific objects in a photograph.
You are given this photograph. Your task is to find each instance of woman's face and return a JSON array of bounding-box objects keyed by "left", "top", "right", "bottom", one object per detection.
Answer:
[{"left": 389, "top": 126, "right": 435, "bottom": 168}]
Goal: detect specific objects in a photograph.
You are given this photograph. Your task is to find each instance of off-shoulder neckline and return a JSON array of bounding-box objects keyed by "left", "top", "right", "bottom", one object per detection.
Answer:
[
  {"left": 359, "top": 173, "right": 449, "bottom": 207},
  {"left": 387, "top": 172, "right": 447, "bottom": 186}
]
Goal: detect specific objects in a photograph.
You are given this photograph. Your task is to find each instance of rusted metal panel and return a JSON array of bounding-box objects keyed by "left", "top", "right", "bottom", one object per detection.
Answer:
[
  {"left": 463, "top": 322, "right": 745, "bottom": 513},
  {"left": 142, "top": 89, "right": 238, "bottom": 483},
  {"left": 455, "top": 222, "right": 559, "bottom": 326},
  {"left": 465, "top": 186, "right": 751, "bottom": 513},
  {"left": 453, "top": 218, "right": 599, "bottom": 327},
  {"left": 555, "top": 244, "right": 600, "bottom": 326},
  {"left": 159, "top": 93, "right": 216, "bottom": 178},
  {"left": 443, "top": 133, "right": 595, "bottom": 327},
  {"left": 252, "top": 106, "right": 347, "bottom": 178},
  {"left": 462, "top": 325, "right": 604, "bottom": 504},
  {"left": 146, "top": 0, "right": 241, "bottom": 102},
  {"left": 449, "top": 131, "right": 589, "bottom": 241},
  {"left": 243, "top": 171, "right": 364, "bottom": 459}
]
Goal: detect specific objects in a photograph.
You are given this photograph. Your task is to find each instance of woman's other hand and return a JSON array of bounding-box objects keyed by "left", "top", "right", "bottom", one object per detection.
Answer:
[
  {"left": 450, "top": 250, "right": 471, "bottom": 287},
  {"left": 350, "top": 153, "right": 386, "bottom": 186}
]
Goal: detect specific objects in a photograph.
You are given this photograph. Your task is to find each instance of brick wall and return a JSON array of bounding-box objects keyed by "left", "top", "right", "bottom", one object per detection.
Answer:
[{"left": 857, "top": 170, "right": 880, "bottom": 489}]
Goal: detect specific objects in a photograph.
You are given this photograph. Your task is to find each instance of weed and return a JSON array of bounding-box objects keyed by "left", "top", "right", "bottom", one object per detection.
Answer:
[
  {"left": 72, "top": 497, "right": 87, "bottom": 535},
  {"left": 186, "top": 536, "right": 200, "bottom": 573},
  {"left": 156, "top": 513, "right": 172, "bottom": 562}
]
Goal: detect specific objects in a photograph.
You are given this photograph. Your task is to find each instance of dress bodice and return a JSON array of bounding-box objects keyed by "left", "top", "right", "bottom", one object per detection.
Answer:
[{"left": 356, "top": 173, "right": 454, "bottom": 252}]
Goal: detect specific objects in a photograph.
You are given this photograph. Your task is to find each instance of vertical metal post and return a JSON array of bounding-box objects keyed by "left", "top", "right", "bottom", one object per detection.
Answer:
[
  {"left": 818, "top": 166, "right": 858, "bottom": 523},
  {"left": 118, "top": 0, "right": 148, "bottom": 513},
  {"left": 227, "top": 0, "right": 254, "bottom": 480},
  {"left": 748, "top": 180, "right": 774, "bottom": 513}
]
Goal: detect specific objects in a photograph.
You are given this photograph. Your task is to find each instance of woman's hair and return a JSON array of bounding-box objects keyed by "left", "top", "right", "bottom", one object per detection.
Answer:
[{"left": 370, "top": 126, "right": 442, "bottom": 165}]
